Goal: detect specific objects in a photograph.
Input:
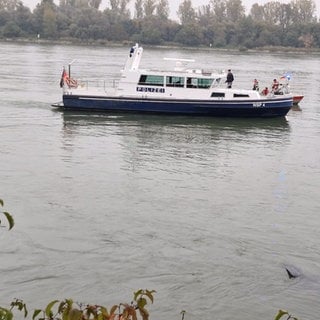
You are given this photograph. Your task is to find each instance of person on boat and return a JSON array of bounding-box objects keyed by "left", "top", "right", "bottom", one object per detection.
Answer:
[
  {"left": 261, "top": 87, "right": 269, "bottom": 96},
  {"left": 252, "top": 79, "right": 259, "bottom": 91},
  {"left": 271, "top": 78, "right": 280, "bottom": 93},
  {"left": 129, "top": 46, "right": 135, "bottom": 57},
  {"left": 225, "top": 69, "right": 234, "bottom": 88}
]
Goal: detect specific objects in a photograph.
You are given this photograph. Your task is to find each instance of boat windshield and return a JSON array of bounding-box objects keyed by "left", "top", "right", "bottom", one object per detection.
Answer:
[
  {"left": 186, "top": 77, "right": 213, "bottom": 89},
  {"left": 138, "top": 75, "right": 164, "bottom": 86},
  {"left": 212, "top": 78, "right": 222, "bottom": 87},
  {"left": 166, "top": 76, "right": 184, "bottom": 88},
  {"left": 137, "top": 74, "right": 221, "bottom": 89}
]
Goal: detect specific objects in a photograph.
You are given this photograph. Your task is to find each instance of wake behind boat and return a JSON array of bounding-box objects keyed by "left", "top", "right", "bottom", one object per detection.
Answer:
[{"left": 53, "top": 44, "right": 293, "bottom": 117}]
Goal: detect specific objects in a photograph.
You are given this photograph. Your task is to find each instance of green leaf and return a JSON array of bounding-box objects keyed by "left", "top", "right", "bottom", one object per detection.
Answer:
[
  {"left": 23, "top": 303, "right": 28, "bottom": 318},
  {"left": 0, "top": 307, "right": 13, "bottom": 320},
  {"left": 32, "top": 310, "right": 42, "bottom": 320},
  {"left": 0, "top": 199, "right": 3, "bottom": 207},
  {"left": 45, "top": 300, "right": 59, "bottom": 317},
  {"left": 138, "top": 307, "right": 149, "bottom": 320},
  {"left": 3, "top": 212, "right": 14, "bottom": 230},
  {"left": 145, "top": 290, "right": 155, "bottom": 304},
  {"left": 137, "top": 298, "right": 147, "bottom": 309},
  {"left": 62, "top": 308, "right": 69, "bottom": 320},
  {"left": 99, "top": 306, "right": 109, "bottom": 317},
  {"left": 9, "top": 299, "right": 27, "bottom": 317},
  {"left": 69, "top": 308, "right": 82, "bottom": 320},
  {"left": 110, "top": 305, "right": 118, "bottom": 315},
  {"left": 274, "top": 310, "right": 289, "bottom": 320},
  {"left": 59, "top": 299, "right": 73, "bottom": 314},
  {"left": 133, "top": 289, "right": 143, "bottom": 301}
]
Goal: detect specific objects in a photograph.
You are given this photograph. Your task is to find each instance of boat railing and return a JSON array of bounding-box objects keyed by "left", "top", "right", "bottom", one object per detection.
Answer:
[{"left": 76, "top": 79, "right": 120, "bottom": 91}]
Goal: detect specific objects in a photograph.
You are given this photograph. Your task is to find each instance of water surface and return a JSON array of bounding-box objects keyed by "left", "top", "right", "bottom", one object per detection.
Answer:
[{"left": 0, "top": 42, "right": 320, "bottom": 320}]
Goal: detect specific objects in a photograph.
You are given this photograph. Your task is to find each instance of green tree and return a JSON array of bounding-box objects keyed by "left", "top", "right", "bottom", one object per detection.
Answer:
[
  {"left": 105, "top": 0, "right": 130, "bottom": 22},
  {"left": 134, "top": 0, "right": 143, "bottom": 19},
  {"left": 119, "top": 0, "right": 130, "bottom": 18},
  {"left": 263, "top": 1, "right": 282, "bottom": 25},
  {"left": 198, "top": 4, "right": 215, "bottom": 45},
  {"left": 278, "top": 3, "right": 293, "bottom": 29},
  {"left": 177, "top": 0, "right": 196, "bottom": 25},
  {"left": 33, "top": 0, "right": 58, "bottom": 38},
  {"left": 291, "top": 0, "right": 316, "bottom": 24},
  {"left": 156, "top": 0, "right": 169, "bottom": 20},
  {"left": 88, "top": 0, "right": 101, "bottom": 9},
  {"left": 43, "top": 4, "right": 57, "bottom": 37},
  {"left": 15, "top": 3, "right": 33, "bottom": 33},
  {"left": 282, "top": 25, "right": 300, "bottom": 46},
  {"left": 0, "top": 0, "right": 20, "bottom": 11},
  {"left": 210, "top": 0, "right": 226, "bottom": 23},
  {"left": 225, "top": 0, "right": 244, "bottom": 22},
  {"left": 109, "top": 0, "right": 120, "bottom": 15},
  {"left": 236, "top": 16, "right": 259, "bottom": 48},
  {"left": 174, "top": 23, "right": 203, "bottom": 45},
  {"left": 277, "top": 3, "right": 293, "bottom": 43},
  {"left": 250, "top": 3, "right": 264, "bottom": 21},
  {"left": 143, "top": 0, "right": 156, "bottom": 18}
]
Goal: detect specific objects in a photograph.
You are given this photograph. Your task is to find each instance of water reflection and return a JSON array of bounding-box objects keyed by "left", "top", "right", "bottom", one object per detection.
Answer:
[
  {"left": 291, "top": 104, "right": 302, "bottom": 112},
  {"left": 59, "top": 110, "right": 290, "bottom": 135},
  {"left": 57, "top": 110, "right": 291, "bottom": 174}
]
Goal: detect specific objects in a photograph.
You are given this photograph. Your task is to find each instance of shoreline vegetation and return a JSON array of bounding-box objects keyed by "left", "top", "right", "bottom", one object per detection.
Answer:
[
  {"left": 0, "top": 0, "right": 319, "bottom": 51},
  {"left": 2, "top": 38, "right": 320, "bottom": 55}
]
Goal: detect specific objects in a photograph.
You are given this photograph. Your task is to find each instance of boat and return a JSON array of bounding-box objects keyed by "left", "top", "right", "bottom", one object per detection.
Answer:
[
  {"left": 293, "top": 95, "right": 304, "bottom": 105},
  {"left": 53, "top": 44, "right": 293, "bottom": 118}
]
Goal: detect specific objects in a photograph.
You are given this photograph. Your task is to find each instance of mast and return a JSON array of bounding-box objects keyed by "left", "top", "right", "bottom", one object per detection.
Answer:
[{"left": 123, "top": 43, "right": 143, "bottom": 71}]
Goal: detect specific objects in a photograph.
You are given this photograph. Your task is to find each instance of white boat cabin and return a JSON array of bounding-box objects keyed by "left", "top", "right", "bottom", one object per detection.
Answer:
[
  {"left": 65, "top": 43, "right": 261, "bottom": 101},
  {"left": 116, "top": 44, "right": 260, "bottom": 100}
]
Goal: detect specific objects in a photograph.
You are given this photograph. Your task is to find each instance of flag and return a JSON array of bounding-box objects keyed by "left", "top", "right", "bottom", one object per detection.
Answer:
[
  {"left": 281, "top": 72, "right": 292, "bottom": 81},
  {"left": 59, "top": 68, "right": 68, "bottom": 88}
]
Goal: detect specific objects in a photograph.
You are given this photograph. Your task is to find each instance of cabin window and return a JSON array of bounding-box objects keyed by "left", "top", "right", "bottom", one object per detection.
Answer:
[
  {"left": 211, "top": 92, "right": 225, "bottom": 97},
  {"left": 166, "top": 76, "right": 184, "bottom": 87},
  {"left": 138, "top": 75, "right": 164, "bottom": 86},
  {"left": 233, "top": 94, "right": 250, "bottom": 98},
  {"left": 187, "top": 77, "right": 213, "bottom": 89}
]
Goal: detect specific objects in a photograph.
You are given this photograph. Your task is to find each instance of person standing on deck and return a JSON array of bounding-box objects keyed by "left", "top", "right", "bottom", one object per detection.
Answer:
[
  {"left": 225, "top": 69, "right": 234, "bottom": 88},
  {"left": 271, "top": 78, "right": 280, "bottom": 93},
  {"left": 252, "top": 79, "right": 259, "bottom": 91}
]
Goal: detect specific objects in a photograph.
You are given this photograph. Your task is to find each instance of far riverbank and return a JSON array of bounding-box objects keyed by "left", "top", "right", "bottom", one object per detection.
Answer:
[{"left": 1, "top": 37, "right": 320, "bottom": 55}]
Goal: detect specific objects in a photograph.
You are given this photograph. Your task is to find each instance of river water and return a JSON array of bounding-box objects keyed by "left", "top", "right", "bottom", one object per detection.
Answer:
[{"left": 0, "top": 42, "right": 319, "bottom": 320}]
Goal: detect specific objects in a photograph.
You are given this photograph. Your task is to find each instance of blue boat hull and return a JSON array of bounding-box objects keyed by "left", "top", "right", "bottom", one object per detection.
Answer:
[{"left": 61, "top": 94, "right": 292, "bottom": 117}]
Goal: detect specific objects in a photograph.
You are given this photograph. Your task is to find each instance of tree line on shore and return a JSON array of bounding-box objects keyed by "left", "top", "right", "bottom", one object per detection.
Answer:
[{"left": 0, "top": 0, "right": 319, "bottom": 49}]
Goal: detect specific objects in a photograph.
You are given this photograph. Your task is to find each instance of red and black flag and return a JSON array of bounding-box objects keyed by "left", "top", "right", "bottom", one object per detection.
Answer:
[{"left": 59, "top": 68, "right": 68, "bottom": 88}]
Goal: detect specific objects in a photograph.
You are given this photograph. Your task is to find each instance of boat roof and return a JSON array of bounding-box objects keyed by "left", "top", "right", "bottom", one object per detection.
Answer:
[
  {"left": 123, "top": 44, "right": 225, "bottom": 78},
  {"left": 128, "top": 67, "right": 225, "bottom": 78}
]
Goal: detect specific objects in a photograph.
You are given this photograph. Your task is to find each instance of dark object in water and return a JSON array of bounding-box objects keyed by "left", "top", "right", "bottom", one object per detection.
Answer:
[{"left": 285, "top": 267, "right": 299, "bottom": 279}]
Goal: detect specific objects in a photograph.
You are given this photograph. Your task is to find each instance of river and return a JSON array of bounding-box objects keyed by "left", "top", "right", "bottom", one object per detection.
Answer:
[{"left": 0, "top": 41, "right": 319, "bottom": 320}]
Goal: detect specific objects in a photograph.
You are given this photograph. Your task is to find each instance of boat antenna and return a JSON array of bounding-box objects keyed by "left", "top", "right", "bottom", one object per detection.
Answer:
[{"left": 68, "top": 59, "right": 77, "bottom": 77}]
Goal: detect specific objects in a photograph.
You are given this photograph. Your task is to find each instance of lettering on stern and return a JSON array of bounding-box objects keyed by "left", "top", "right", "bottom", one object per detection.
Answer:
[
  {"left": 252, "top": 102, "right": 265, "bottom": 108},
  {"left": 136, "top": 87, "right": 165, "bottom": 93}
]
